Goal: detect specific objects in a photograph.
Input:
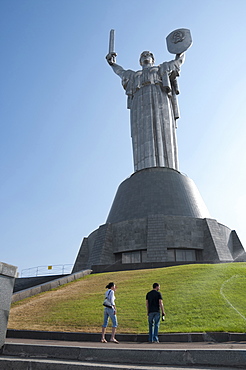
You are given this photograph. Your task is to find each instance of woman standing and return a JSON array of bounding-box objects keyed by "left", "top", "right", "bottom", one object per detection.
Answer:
[{"left": 101, "top": 282, "right": 119, "bottom": 343}]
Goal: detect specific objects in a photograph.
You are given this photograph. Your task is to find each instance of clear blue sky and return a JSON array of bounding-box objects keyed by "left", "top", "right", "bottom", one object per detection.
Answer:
[{"left": 1, "top": 0, "right": 246, "bottom": 276}]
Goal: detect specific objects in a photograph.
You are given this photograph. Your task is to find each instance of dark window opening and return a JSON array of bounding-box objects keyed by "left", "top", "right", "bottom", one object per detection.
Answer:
[
  {"left": 167, "top": 248, "right": 202, "bottom": 262},
  {"left": 115, "top": 250, "right": 147, "bottom": 264}
]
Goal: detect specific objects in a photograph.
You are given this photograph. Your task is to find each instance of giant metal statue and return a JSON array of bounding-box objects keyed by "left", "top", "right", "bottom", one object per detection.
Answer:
[
  {"left": 106, "top": 29, "right": 192, "bottom": 172},
  {"left": 72, "top": 28, "right": 245, "bottom": 274}
]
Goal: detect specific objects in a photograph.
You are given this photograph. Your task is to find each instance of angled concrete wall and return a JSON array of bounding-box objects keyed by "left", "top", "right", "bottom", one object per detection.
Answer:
[
  {"left": 0, "top": 262, "right": 17, "bottom": 349},
  {"left": 73, "top": 216, "right": 244, "bottom": 272}
]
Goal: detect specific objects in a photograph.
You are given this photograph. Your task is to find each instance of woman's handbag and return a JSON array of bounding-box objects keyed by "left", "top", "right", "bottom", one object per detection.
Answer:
[
  {"left": 103, "top": 298, "right": 112, "bottom": 307},
  {"left": 103, "top": 291, "right": 112, "bottom": 307}
]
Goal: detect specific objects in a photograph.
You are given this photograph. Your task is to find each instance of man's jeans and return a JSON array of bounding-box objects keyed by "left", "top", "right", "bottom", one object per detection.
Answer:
[{"left": 148, "top": 312, "right": 160, "bottom": 342}]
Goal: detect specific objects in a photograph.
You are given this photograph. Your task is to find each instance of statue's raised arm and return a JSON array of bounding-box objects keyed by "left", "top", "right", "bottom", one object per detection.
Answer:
[
  {"left": 106, "top": 51, "right": 125, "bottom": 78},
  {"left": 106, "top": 30, "right": 126, "bottom": 78},
  {"left": 106, "top": 29, "right": 192, "bottom": 172}
]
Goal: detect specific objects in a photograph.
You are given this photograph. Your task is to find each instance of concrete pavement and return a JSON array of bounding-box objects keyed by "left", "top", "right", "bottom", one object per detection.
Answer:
[
  {"left": 5, "top": 336, "right": 246, "bottom": 349},
  {"left": 2, "top": 336, "right": 246, "bottom": 369}
]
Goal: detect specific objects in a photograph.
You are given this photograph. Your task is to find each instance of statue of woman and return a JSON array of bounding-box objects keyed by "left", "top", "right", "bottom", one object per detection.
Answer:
[{"left": 106, "top": 50, "right": 184, "bottom": 172}]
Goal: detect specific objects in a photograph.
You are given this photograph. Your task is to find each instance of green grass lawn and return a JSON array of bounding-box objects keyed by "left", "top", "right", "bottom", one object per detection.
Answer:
[{"left": 9, "top": 263, "right": 246, "bottom": 333}]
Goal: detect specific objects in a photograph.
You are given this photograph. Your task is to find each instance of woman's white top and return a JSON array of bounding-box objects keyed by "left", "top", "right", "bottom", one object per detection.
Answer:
[{"left": 105, "top": 289, "right": 115, "bottom": 306}]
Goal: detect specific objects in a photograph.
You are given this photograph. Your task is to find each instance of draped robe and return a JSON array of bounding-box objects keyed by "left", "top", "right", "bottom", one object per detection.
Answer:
[{"left": 112, "top": 56, "right": 184, "bottom": 172}]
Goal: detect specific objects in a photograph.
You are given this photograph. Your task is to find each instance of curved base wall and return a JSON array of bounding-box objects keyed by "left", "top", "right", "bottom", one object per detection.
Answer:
[{"left": 107, "top": 167, "right": 210, "bottom": 223}]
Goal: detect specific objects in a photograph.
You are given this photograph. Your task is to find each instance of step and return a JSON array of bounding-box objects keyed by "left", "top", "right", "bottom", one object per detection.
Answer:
[
  {"left": 2, "top": 342, "right": 246, "bottom": 368},
  {"left": 0, "top": 356, "right": 179, "bottom": 370}
]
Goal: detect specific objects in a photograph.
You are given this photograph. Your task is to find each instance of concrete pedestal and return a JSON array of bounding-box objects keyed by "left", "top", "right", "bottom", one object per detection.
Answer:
[
  {"left": 73, "top": 168, "right": 245, "bottom": 272},
  {"left": 0, "top": 262, "right": 18, "bottom": 349}
]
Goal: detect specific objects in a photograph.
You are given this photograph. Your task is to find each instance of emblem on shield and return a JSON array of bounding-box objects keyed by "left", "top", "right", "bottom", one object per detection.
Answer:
[{"left": 166, "top": 28, "right": 192, "bottom": 54}]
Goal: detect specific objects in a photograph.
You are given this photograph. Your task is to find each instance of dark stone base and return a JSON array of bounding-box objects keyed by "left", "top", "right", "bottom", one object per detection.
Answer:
[
  {"left": 107, "top": 167, "right": 210, "bottom": 223},
  {"left": 73, "top": 168, "right": 245, "bottom": 272}
]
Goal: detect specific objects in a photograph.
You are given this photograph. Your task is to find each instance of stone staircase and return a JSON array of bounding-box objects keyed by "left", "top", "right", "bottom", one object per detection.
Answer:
[{"left": 1, "top": 338, "right": 246, "bottom": 369}]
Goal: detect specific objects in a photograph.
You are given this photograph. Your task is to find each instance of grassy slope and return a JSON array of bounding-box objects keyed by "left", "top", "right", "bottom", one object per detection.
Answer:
[{"left": 9, "top": 263, "right": 246, "bottom": 333}]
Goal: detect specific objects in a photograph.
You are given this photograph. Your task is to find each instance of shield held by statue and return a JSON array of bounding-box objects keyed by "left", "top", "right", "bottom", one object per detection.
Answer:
[{"left": 166, "top": 28, "right": 192, "bottom": 54}]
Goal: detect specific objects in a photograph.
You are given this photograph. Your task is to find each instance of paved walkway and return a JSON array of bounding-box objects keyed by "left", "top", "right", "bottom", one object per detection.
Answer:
[{"left": 5, "top": 336, "right": 246, "bottom": 349}]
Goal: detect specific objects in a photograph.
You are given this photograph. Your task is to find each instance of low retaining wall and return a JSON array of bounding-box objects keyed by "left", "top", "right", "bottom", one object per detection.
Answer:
[
  {"left": 6, "top": 329, "right": 246, "bottom": 343},
  {"left": 12, "top": 269, "right": 92, "bottom": 303},
  {"left": 14, "top": 274, "right": 70, "bottom": 293}
]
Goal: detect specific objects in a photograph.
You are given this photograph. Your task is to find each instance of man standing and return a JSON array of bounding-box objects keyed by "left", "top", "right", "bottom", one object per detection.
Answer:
[{"left": 146, "top": 283, "right": 165, "bottom": 343}]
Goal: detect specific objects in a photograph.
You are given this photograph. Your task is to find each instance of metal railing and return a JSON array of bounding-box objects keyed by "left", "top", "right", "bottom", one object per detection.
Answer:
[{"left": 20, "top": 264, "right": 73, "bottom": 278}]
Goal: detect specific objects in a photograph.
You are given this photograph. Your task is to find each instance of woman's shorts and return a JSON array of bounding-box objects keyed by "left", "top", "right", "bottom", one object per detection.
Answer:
[{"left": 102, "top": 307, "right": 118, "bottom": 328}]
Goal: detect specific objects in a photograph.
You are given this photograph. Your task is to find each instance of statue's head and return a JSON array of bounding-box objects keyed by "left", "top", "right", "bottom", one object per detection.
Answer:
[{"left": 139, "top": 51, "right": 155, "bottom": 67}]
